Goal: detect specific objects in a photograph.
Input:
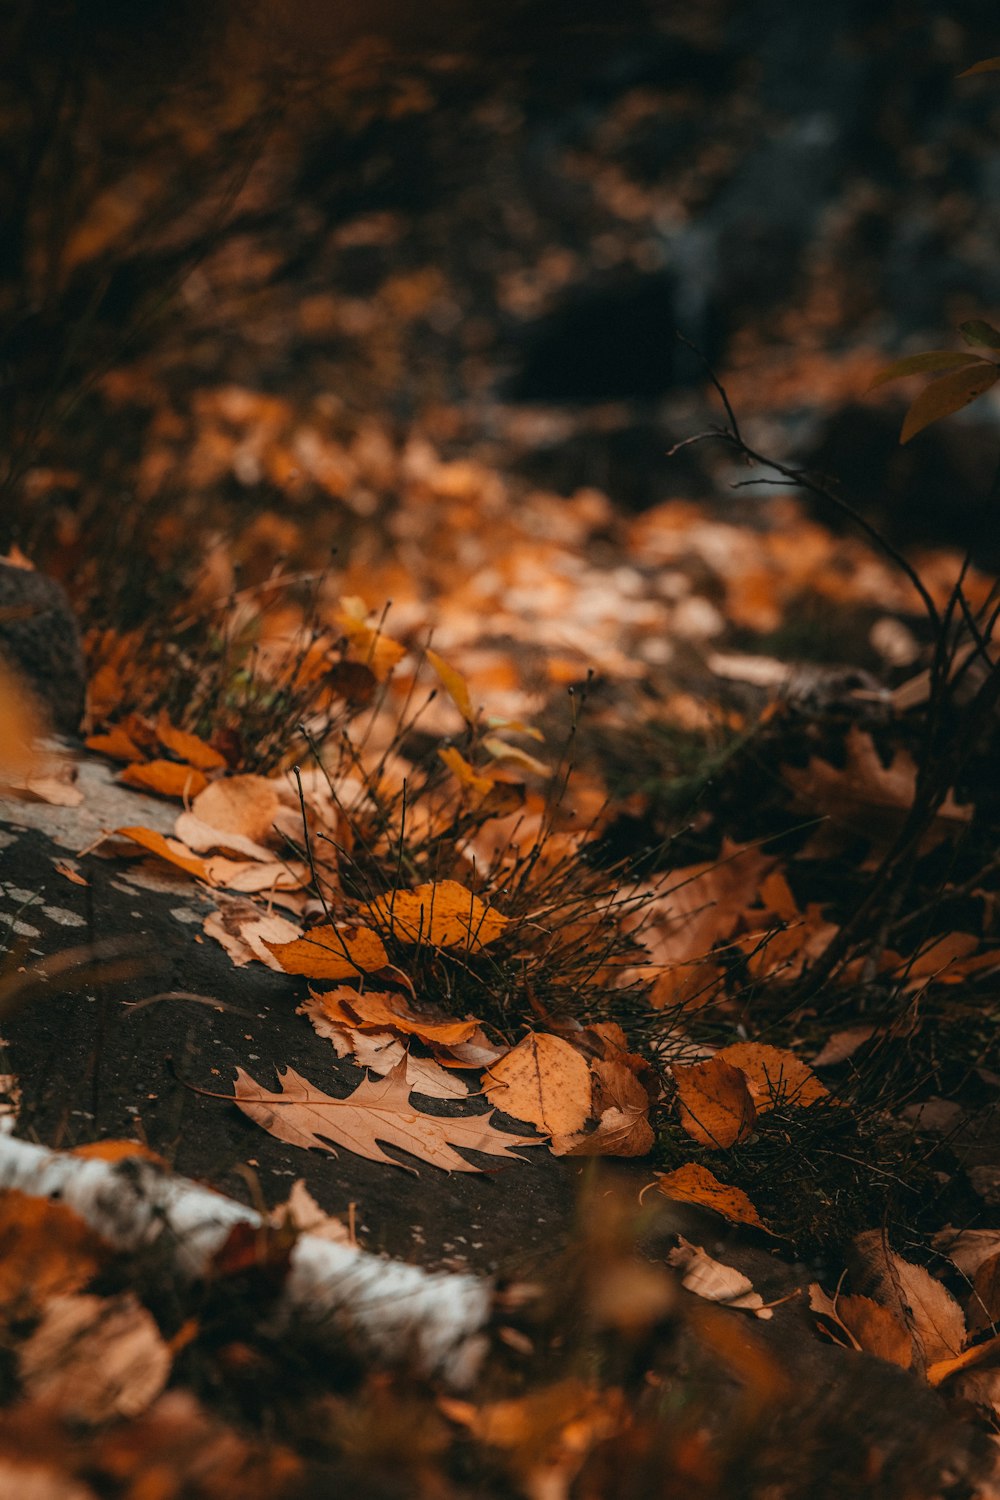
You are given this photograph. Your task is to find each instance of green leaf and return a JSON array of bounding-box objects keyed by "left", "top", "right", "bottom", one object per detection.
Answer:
[
  {"left": 900, "top": 362, "right": 999, "bottom": 444},
  {"left": 959, "top": 56, "right": 1000, "bottom": 77},
  {"left": 868, "top": 352, "right": 986, "bottom": 390},
  {"left": 959, "top": 319, "right": 1000, "bottom": 349}
]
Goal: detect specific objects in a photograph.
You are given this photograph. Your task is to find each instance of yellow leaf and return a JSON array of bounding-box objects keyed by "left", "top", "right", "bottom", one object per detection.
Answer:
[
  {"left": 359, "top": 879, "right": 509, "bottom": 950},
  {"left": 867, "top": 351, "right": 984, "bottom": 389},
  {"left": 264, "top": 924, "right": 388, "bottom": 978},
  {"left": 426, "top": 648, "right": 474, "bottom": 723},
  {"left": 438, "top": 745, "right": 495, "bottom": 798},
  {"left": 900, "top": 361, "right": 998, "bottom": 443},
  {"left": 481, "top": 736, "right": 548, "bottom": 776}
]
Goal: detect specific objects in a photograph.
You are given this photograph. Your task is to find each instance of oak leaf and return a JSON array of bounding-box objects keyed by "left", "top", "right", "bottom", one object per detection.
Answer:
[
  {"left": 359, "top": 879, "right": 508, "bottom": 950},
  {"left": 672, "top": 1056, "right": 755, "bottom": 1148},
  {"left": 232, "top": 1059, "right": 539, "bottom": 1172},
  {"left": 484, "top": 1032, "right": 592, "bottom": 1135}
]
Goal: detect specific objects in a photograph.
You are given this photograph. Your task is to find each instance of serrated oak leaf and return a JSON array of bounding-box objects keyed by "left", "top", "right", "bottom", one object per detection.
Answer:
[
  {"left": 265, "top": 924, "right": 388, "bottom": 978},
  {"left": 359, "top": 880, "right": 508, "bottom": 950},
  {"left": 232, "top": 1059, "right": 540, "bottom": 1172}
]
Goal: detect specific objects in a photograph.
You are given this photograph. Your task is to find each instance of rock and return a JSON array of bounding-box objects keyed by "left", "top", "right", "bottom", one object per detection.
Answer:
[{"left": 0, "top": 562, "right": 86, "bottom": 737}]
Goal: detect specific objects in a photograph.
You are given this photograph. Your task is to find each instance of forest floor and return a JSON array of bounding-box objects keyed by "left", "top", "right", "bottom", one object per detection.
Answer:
[{"left": 3, "top": 9, "right": 1000, "bottom": 1495}]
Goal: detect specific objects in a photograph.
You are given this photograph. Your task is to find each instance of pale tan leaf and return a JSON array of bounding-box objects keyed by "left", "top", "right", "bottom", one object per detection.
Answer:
[
  {"left": 483, "top": 1032, "right": 592, "bottom": 1135},
  {"left": 852, "top": 1231, "right": 966, "bottom": 1366},
  {"left": 667, "top": 1238, "right": 771, "bottom": 1317},
  {"left": 299, "top": 996, "right": 470, "bottom": 1100},
  {"left": 202, "top": 900, "right": 301, "bottom": 969},
  {"left": 174, "top": 811, "right": 275, "bottom": 862},
  {"left": 233, "top": 1059, "right": 540, "bottom": 1173},
  {"left": 655, "top": 1163, "right": 769, "bottom": 1231},
  {"left": 192, "top": 775, "right": 283, "bottom": 845},
  {"left": 932, "top": 1227, "right": 1000, "bottom": 1278},
  {"left": 19, "top": 1293, "right": 171, "bottom": 1422},
  {"left": 672, "top": 1056, "right": 756, "bottom": 1148},
  {"left": 812, "top": 1026, "right": 878, "bottom": 1067}
]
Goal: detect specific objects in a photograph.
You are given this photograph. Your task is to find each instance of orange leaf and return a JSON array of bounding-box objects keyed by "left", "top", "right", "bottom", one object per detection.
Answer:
[
  {"left": 655, "top": 1162, "right": 769, "bottom": 1231},
  {"left": 264, "top": 924, "right": 388, "bottom": 979},
  {"left": 114, "top": 826, "right": 211, "bottom": 881},
  {"left": 72, "top": 1140, "right": 169, "bottom": 1169},
  {"left": 438, "top": 745, "right": 495, "bottom": 798},
  {"left": 672, "top": 1057, "right": 755, "bottom": 1149},
  {"left": 716, "top": 1042, "right": 828, "bottom": 1112},
  {"left": 426, "top": 648, "right": 474, "bottom": 723},
  {"left": 155, "top": 712, "right": 227, "bottom": 770},
  {"left": 484, "top": 1033, "right": 592, "bottom": 1135},
  {"left": 120, "top": 760, "right": 208, "bottom": 800},
  {"left": 84, "top": 726, "right": 146, "bottom": 763},
  {"left": 359, "top": 879, "right": 509, "bottom": 950}
]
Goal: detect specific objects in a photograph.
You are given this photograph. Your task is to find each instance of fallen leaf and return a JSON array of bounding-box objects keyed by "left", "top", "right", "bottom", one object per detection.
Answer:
[
  {"left": 716, "top": 1042, "right": 828, "bottom": 1111},
  {"left": 667, "top": 1238, "right": 772, "bottom": 1317},
  {"left": 155, "top": 712, "right": 227, "bottom": 770},
  {"left": 852, "top": 1231, "right": 966, "bottom": 1368},
  {"left": 20, "top": 1293, "right": 171, "bottom": 1422},
  {"left": 84, "top": 725, "right": 146, "bottom": 762},
  {"left": 232, "top": 1058, "right": 540, "bottom": 1172},
  {"left": 202, "top": 900, "right": 301, "bottom": 968},
  {"left": 672, "top": 1056, "right": 756, "bottom": 1148},
  {"left": 120, "top": 760, "right": 208, "bottom": 799},
  {"left": 932, "top": 1227, "right": 1000, "bottom": 1278},
  {"left": 303, "top": 1007, "right": 471, "bottom": 1099},
  {"left": 836, "top": 1293, "right": 913, "bottom": 1369},
  {"left": 192, "top": 775, "right": 283, "bottom": 844},
  {"left": 0, "top": 1191, "right": 108, "bottom": 1309},
  {"left": 438, "top": 745, "right": 494, "bottom": 798},
  {"left": 969, "top": 1250, "right": 1000, "bottom": 1336},
  {"left": 174, "top": 811, "right": 275, "bottom": 862},
  {"left": 484, "top": 1032, "right": 592, "bottom": 1135},
  {"left": 812, "top": 1026, "right": 878, "bottom": 1067},
  {"left": 655, "top": 1163, "right": 770, "bottom": 1231},
  {"left": 114, "top": 827, "right": 211, "bottom": 881},
  {"left": 359, "top": 879, "right": 509, "bottom": 950},
  {"left": 427, "top": 648, "right": 474, "bottom": 722},
  {"left": 550, "top": 1060, "right": 653, "bottom": 1157},
  {"left": 264, "top": 923, "right": 388, "bottom": 978},
  {"left": 271, "top": 1180, "right": 350, "bottom": 1244},
  {"left": 307, "top": 986, "right": 482, "bottom": 1046}
]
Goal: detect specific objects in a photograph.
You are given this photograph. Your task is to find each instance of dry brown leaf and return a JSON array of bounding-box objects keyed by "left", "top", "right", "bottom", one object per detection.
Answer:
[
  {"left": 19, "top": 1293, "right": 171, "bottom": 1423},
  {"left": 667, "top": 1238, "right": 772, "bottom": 1317},
  {"left": 429, "top": 1029, "right": 508, "bottom": 1070},
  {"left": 782, "top": 725, "right": 971, "bottom": 849},
  {"left": 837, "top": 1293, "right": 913, "bottom": 1369},
  {"left": 120, "top": 759, "right": 208, "bottom": 800},
  {"left": 483, "top": 1032, "right": 592, "bottom": 1135},
  {"left": 655, "top": 1163, "right": 769, "bottom": 1232},
  {"left": 852, "top": 1231, "right": 966, "bottom": 1368},
  {"left": 264, "top": 923, "right": 388, "bottom": 978},
  {"left": 154, "top": 712, "right": 227, "bottom": 770},
  {"left": 0, "top": 1191, "right": 107, "bottom": 1309},
  {"left": 969, "top": 1250, "right": 1000, "bottom": 1336},
  {"left": 550, "top": 1060, "right": 653, "bottom": 1157},
  {"left": 933, "top": 1227, "right": 1000, "bottom": 1278},
  {"left": 233, "top": 1058, "right": 539, "bottom": 1172},
  {"left": 812, "top": 1026, "right": 878, "bottom": 1067},
  {"left": 201, "top": 855, "right": 308, "bottom": 894},
  {"left": 635, "top": 840, "right": 777, "bottom": 970},
  {"left": 300, "top": 995, "right": 471, "bottom": 1100},
  {"left": 203, "top": 900, "right": 301, "bottom": 968},
  {"left": 312, "top": 987, "right": 481, "bottom": 1046},
  {"left": 191, "top": 775, "right": 283, "bottom": 844},
  {"left": 717, "top": 1042, "right": 828, "bottom": 1111},
  {"left": 358, "top": 879, "right": 509, "bottom": 950},
  {"left": 672, "top": 1056, "right": 756, "bottom": 1148}
]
